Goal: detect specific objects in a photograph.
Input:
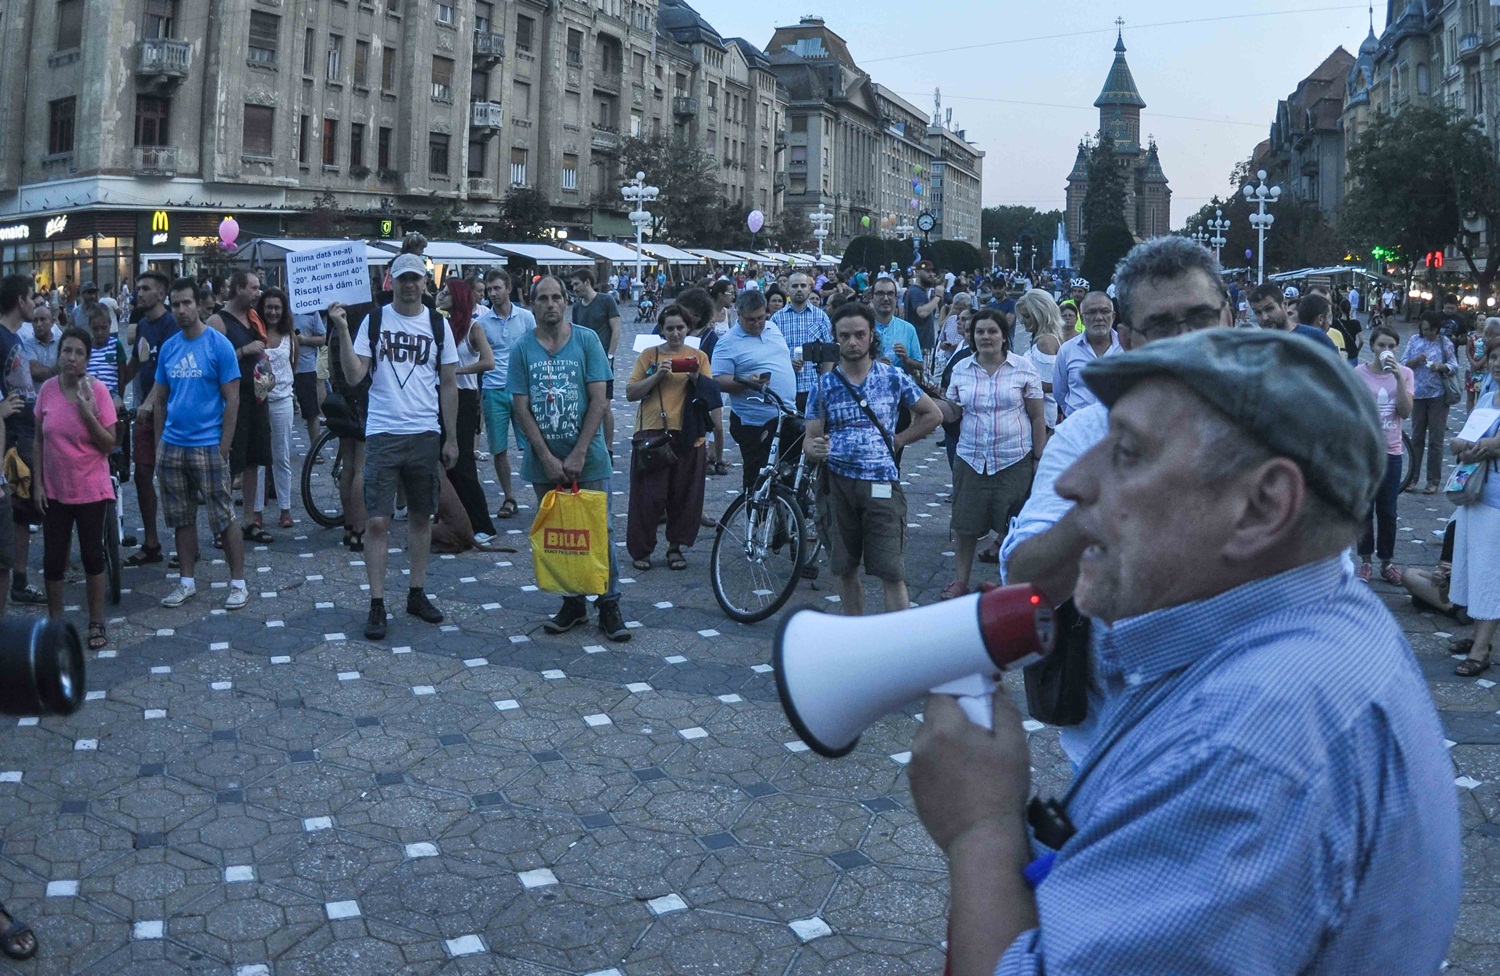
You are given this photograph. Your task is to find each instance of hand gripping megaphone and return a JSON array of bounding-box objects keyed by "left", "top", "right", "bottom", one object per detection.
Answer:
[{"left": 773, "top": 584, "right": 1055, "bottom": 758}]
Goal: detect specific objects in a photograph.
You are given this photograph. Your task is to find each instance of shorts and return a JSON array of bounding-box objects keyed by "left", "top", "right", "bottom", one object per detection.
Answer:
[
  {"left": 819, "top": 471, "right": 906, "bottom": 582},
  {"left": 132, "top": 417, "right": 157, "bottom": 469},
  {"left": 316, "top": 346, "right": 330, "bottom": 380},
  {"left": 363, "top": 431, "right": 441, "bottom": 519},
  {"left": 157, "top": 442, "right": 235, "bottom": 532},
  {"left": 294, "top": 372, "right": 321, "bottom": 422},
  {"left": 0, "top": 491, "right": 15, "bottom": 571},
  {"left": 950, "top": 456, "right": 1035, "bottom": 538},
  {"left": 482, "top": 388, "right": 529, "bottom": 454}
]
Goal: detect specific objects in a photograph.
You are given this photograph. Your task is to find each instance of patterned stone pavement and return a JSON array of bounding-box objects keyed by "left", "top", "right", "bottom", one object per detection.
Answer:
[{"left": 0, "top": 311, "right": 1494, "bottom": 975}]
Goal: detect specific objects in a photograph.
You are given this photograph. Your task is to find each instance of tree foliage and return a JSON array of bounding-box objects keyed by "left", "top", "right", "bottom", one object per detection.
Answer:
[
  {"left": 774, "top": 209, "right": 814, "bottom": 252},
  {"left": 612, "top": 135, "right": 722, "bottom": 244},
  {"left": 497, "top": 186, "right": 550, "bottom": 242},
  {"left": 980, "top": 206, "right": 1065, "bottom": 269},
  {"left": 1081, "top": 222, "right": 1135, "bottom": 290},
  {"left": 1081, "top": 133, "right": 1129, "bottom": 238}
]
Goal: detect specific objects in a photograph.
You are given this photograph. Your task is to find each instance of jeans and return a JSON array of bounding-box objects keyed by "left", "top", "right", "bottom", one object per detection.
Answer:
[
  {"left": 1409, "top": 396, "right": 1449, "bottom": 486},
  {"left": 1359, "top": 453, "right": 1403, "bottom": 562},
  {"left": 256, "top": 396, "right": 294, "bottom": 513},
  {"left": 531, "top": 478, "right": 621, "bottom": 606}
]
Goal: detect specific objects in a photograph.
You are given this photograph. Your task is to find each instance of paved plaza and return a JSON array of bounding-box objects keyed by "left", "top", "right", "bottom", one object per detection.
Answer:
[{"left": 0, "top": 314, "right": 1495, "bottom": 975}]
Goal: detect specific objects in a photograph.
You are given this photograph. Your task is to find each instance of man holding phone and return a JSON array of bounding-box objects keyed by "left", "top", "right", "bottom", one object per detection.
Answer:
[
  {"left": 710, "top": 290, "right": 798, "bottom": 491},
  {"left": 771, "top": 272, "right": 834, "bottom": 414}
]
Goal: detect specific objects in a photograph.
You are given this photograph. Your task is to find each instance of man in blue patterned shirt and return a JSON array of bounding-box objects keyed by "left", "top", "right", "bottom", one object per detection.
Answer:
[
  {"left": 804, "top": 304, "right": 940, "bottom": 616},
  {"left": 909, "top": 328, "right": 1461, "bottom": 976},
  {"left": 771, "top": 272, "right": 833, "bottom": 413}
]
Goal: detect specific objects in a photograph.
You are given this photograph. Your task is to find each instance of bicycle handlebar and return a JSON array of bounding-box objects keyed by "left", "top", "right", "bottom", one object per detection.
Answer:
[{"left": 732, "top": 378, "right": 800, "bottom": 418}]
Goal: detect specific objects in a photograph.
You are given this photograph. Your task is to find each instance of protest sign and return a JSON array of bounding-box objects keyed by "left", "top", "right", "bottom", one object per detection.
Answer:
[{"left": 286, "top": 242, "right": 370, "bottom": 313}]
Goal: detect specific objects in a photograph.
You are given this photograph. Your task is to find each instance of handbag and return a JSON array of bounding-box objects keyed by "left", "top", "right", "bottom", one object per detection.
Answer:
[
  {"left": 1446, "top": 459, "right": 1490, "bottom": 505},
  {"left": 631, "top": 357, "right": 679, "bottom": 475},
  {"left": 1022, "top": 599, "right": 1092, "bottom": 726},
  {"left": 1443, "top": 369, "right": 1463, "bottom": 406}
]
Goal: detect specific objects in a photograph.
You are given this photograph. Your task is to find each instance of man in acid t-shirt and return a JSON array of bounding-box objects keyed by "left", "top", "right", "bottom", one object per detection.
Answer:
[{"left": 330, "top": 253, "right": 458, "bottom": 641}]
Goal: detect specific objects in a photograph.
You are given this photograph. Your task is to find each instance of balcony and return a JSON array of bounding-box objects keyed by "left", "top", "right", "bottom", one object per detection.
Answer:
[
  {"left": 1459, "top": 33, "right": 1481, "bottom": 62},
  {"left": 672, "top": 95, "right": 697, "bottom": 117},
  {"left": 471, "top": 100, "right": 504, "bottom": 133},
  {"left": 136, "top": 38, "right": 192, "bottom": 84},
  {"left": 474, "top": 31, "right": 505, "bottom": 65},
  {"left": 774, "top": 131, "right": 787, "bottom": 150},
  {"left": 133, "top": 145, "right": 180, "bottom": 177},
  {"left": 594, "top": 70, "right": 621, "bottom": 93},
  {"left": 773, "top": 171, "right": 786, "bottom": 190},
  {"left": 591, "top": 126, "right": 619, "bottom": 150},
  {"left": 467, "top": 176, "right": 495, "bottom": 198}
]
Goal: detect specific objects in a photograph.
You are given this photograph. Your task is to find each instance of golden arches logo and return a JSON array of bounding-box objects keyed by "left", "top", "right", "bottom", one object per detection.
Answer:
[{"left": 151, "top": 211, "right": 170, "bottom": 233}]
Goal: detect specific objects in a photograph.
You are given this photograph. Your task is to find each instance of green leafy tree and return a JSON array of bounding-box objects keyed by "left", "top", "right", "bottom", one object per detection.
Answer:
[
  {"left": 612, "top": 135, "right": 721, "bottom": 244},
  {"left": 497, "top": 186, "right": 550, "bottom": 242},
  {"left": 774, "top": 209, "right": 813, "bottom": 252},
  {"left": 1081, "top": 133, "right": 1128, "bottom": 237},
  {"left": 840, "top": 236, "right": 891, "bottom": 272},
  {"left": 1081, "top": 223, "right": 1136, "bottom": 291},
  {"left": 980, "top": 206, "right": 1064, "bottom": 270}
]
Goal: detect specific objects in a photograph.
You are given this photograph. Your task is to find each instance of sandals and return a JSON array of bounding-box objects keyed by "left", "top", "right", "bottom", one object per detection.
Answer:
[
  {"left": 666, "top": 549, "right": 687, "bottom": 571},
  {"left": 1449, "top": 637, "right": 1475, "bottom": 656},
  {"left": 242, "top": 524, "right": 273, "bottom": 544},
  {"left": 0, "top": 901, "right": 37, "bottom": 960},
  {"left": 1423, "top": 483, "right": 1439, "bottom": 495},
  {"left": 632, "top": 557, "right": 653, "bottom": 572},
  {"left": 87, "top": 622, "right": 107, "bottom": 651},
  {"left": 712, "top": 461, "right": 730, "bottom": 476},
  {"left": 497, "top": 498, "right": 519, "bottom": 519},
  {"left": 941, "top": 581, "right": 969, "bottom": 600},
  {"left": 976, "top": 544, "right": 1000, "bottom": 564},
  {"left": 1455, "top": 656, "right": 1492, "bottom": 677},
  {"left": 123, "top": 546, "right": 163, "bottom": 567},
  {"left": 279, "top": 513, "right": 294, "bottom": 529}
]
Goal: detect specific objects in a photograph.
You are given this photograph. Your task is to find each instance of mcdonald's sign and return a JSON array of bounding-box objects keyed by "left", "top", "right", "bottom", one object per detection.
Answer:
[
  {"left": 151, "top": 211, "right": 170, "bottom": 245},
  {"left": 137, "top": 210, "right": 177, "bottom": 249}
]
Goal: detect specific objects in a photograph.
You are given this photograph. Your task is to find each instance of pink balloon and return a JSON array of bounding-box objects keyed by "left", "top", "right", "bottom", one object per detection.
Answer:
[
  {"left": 910, "top": 198, "right": 919, "bottom": 209},
  {"left": 218, "top": 217, "right": 240, "bottom": 247},
  {"left": 747, "top": 210, "right": 765, "bottom": 234}
]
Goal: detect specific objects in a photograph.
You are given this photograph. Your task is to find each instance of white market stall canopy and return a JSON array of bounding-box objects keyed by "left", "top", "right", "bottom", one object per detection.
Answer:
[
  {"left": 482, "top": 242, "right": 593, "bottom": 266},
  {"left": 1268, "top": 265, "right": 1389, "bottom": 283},
  {"left": 634, "top": 243, "right": 703, "bottom": 265},
  {"left": 567, "top": 240, "right": 641, "bottom": 262},
  {"left": 685, "top": 247, "right": 741, "bottom": 263},
  {"left": 758, "top": 251, "right": 799, "bottom": 264},
  {"left": 723, "top": 250, "right": 774, "bottom": 264},
  {"left": 370, "top": 240, "right": 510, "bottom": 265},
  {"left": 238, "top": 238, "right": 389, "bottom": 266},
  {"left": 786, "top": 253, "right": 821, "bottom": 265}
]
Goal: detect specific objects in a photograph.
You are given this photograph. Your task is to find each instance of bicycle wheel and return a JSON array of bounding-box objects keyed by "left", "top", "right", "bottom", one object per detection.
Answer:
[
  {"left": 301, "top": 429, "right": 345, "bottom": 528},
  {"left": 796, "top": 461, "right": 825, "bottom": 575},
  {"left": 711, "top": 486, "right": 805, "bottom": 623},
  {"left": 104, "top": 498, "right": 121, "bottom": 605},
  {"left": 1401, "top": 433, "right": 1417, "bottom": 491}
]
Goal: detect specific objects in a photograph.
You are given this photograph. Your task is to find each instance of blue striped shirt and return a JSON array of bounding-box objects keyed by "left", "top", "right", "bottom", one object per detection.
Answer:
[
  {"left": 770, "top": 303, "right": 833, "bottom": 393},
  {"left": 998, "top": 556, "right": 1461, "bottom": 976}
]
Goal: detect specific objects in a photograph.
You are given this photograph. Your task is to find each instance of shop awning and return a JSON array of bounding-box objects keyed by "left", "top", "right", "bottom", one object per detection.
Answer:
[
  {"left": 634, "top": 243, "right": 703, "bottom": 265},
  {"left": 787, "top": 253, "right": 822, "bottom": 265},
  {"left": 482, "top": 243, "right": 594, "bottom": 266},
  {"left": 685, "top": 248, "right": 741, "bottom": 263},
  {"left": 759, "top": 251, "right": 800, "bottom": 264},
  {"left": 369, "top": 241, "right": 510, "bottom": 264},
  {"left": 238, "top": 238, "right": 389, "bottom": 265},
  {"left": 723, "top": 250, "right": 774, "bottom": 264},
  {"left": 568, "top": 240, "right": 641, "bottom": 262}
]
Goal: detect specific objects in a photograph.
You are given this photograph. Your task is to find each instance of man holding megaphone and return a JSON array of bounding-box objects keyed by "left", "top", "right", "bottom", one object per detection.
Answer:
[{"left": 904, "top": 322, "right": 1461, "bottom": 973}]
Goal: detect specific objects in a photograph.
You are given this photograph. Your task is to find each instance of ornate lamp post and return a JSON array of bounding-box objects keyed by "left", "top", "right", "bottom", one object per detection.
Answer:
[
  {"left": 1012, "top": 242, "right": 1022, "bottom": 271},
  {"left": 1192, "top": 228, "right": 1209, "bottom": 248},
  {"left": 896, "top": 219, "right": 915, "bottom": 240},
  {"left": 621, "top": 170, "right": 659, "bottom": 303},
  {"left": 1241, "top": 169, "right": 1281, "bottom": 284},
  {"left": 987, "top": 238, "right": 1000, "bottom": 274},
  {"left": 810, "top": 203, "right": 834, "bottom": 261},
  {"left": 1207, "top": 208, "right": 1230, "bottom": 265}
]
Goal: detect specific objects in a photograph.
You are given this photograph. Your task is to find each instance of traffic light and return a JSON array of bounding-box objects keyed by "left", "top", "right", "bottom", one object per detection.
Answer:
[{"left": 1425, "top": 251, "right": 1445, "bottom": 269}]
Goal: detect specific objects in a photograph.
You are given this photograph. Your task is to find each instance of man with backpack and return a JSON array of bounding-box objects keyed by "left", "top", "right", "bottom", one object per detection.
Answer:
[{"left": 328, "top": 253, "right": 459, "bottom": 641}]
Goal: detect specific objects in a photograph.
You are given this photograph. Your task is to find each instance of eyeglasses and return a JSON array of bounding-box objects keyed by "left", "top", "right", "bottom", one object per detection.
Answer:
[
  {"left": 1127, "top": 303, "right": 1226, "bottom": 341},
  {"left": 1081, "top": 309, "right": 1115, "bottom": 320}
]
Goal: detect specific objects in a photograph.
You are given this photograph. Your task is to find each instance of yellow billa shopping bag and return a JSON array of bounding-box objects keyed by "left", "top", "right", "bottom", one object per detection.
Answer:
[{"left": 529, "top": 484, "right": 611, "bottom": 595}]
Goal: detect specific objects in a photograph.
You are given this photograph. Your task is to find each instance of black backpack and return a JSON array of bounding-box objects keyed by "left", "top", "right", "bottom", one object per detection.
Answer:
[
  {"left": 364, "top": 303, "right": 446, "bottom": 376},
  {"left": 326, "top": 303, "right": 447, "bottom": 440}
]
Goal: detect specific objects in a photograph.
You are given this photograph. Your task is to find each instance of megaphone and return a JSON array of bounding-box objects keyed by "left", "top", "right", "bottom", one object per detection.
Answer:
[{"left": 773, "top": 585, "right": 1054, "bottom": 758}]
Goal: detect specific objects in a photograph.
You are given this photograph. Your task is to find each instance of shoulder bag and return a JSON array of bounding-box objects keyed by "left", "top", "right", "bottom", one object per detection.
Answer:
[
  {"left": 1443, "top": 338, "right": 1463, "bottom": 406},
  {"left": 829, "top": 366, "right": 899, "bottom": 469},
  {"left": 631, "top": 353, "right": 678, "bottom": 476}
]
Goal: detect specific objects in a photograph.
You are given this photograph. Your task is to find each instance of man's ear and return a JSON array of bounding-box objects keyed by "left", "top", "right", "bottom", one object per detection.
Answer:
[{"left": 1221, "top": 457, "right": 1306, "bottom": 563}]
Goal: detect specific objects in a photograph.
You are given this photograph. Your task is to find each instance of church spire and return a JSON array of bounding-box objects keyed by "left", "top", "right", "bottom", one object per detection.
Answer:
[{"left": 1095, "top": 17, "right": 1147, "bottom": 109}]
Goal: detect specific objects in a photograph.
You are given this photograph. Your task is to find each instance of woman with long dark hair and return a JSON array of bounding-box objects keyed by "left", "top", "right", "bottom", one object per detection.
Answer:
[
  {"left": 255, "top": 287, "right": 297, "bottom": 528},
  {"left": 437, "top": 278, "right": 497, "bottom": 540}
]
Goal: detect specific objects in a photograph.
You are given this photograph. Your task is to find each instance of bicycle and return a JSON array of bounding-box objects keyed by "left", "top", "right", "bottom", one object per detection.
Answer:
[
  {"left": 103, "top": 408, "right": 138, "bottom": 605},
  {"left": 299, "top": 427, "right": 345, "bottom": 528},
  {"left": 710, "top": 385, "right": 824, "bottom": 623},
  {"left": 1401, "top": 432, "right": 1418, "bottom": 493}
]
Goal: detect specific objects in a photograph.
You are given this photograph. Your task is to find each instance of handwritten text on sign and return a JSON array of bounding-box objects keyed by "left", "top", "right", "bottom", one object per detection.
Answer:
[{"left": 286, "top": 241, "right": 370, "bottom": 314}]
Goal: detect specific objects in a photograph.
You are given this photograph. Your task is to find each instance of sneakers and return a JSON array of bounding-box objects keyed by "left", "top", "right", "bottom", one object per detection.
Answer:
[
  {"left": 9, "top": 584, "right": 45, "bottom": 606},
  {"left": 473, "top": 532, "right": 493, "bottom": 546},
  {"left": 597, "top": 602, "right": 631, "bottom": 643},
  {"left": 544, "top": 597, "right": 589, "bottom": 634},
  {"left": 365, "top": 601, "right": 387, "bottom": 640},
  {"left": 224, "top": 585, "right": 249, "bottom": 611},
  {"left": 1380, "top": 562, "right": 1404, "bottom": 586},
  {"left": 161, "top": 583, "right": 198, "bottom": 608},
  {"left": 406, "top": 589, "right": 444, "bottom": 624},
  {"left": 393, "top": 505, "right": 409, "bottom": 522},
  {"left": 1355, "top": 561, "right": 1373, "bottom": 583}
]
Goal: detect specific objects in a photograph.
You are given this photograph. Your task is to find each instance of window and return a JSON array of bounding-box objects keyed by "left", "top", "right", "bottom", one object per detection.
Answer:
[
  {"left": 322, "top": 118, "right": 338, "bottom": 165},
  {"left": 350, "top": 123, "right": 365, "bottom": 168},
  {"left": 567, "top": 29, "right": 583, "bottom": 66},
  {"left": 790, "top": 146, "right": 806, "bottom": 166},
  {"left": 513, "top": 80, "right": 532, "bottom": 117},
  {"left": 516, "top": 15, "right": 534, "bottom": 52},
  {"left": 382, "top": 46, "right": 397, "bottom": 89},
  {"left": 354, "top": 41, "right": 370, "bottom": 85},
  {"left": 707, "top": 82, "right": 718, "bottom": 111},
  {"left": 510, "top": 147, "right": 528, "bottom": 186},
  {"left": 791, "top": 115, "right": 807, "bottom": 133},
  {"left": 327, "top": 35, "right": 343, "bottom": 82},
  {"left": 472, "top": 70, "right": 490, "bottom": 101},
  {"left": 431, "top": 56, "right": 453, "bottom": 100},
  {"left": 562, "top": 153, "right": 578, "bottom": 190},
  {"left": 56, "top": 0, "right": 83, "bottom": 50},
  {"left": 304, "top": 29, "right": 315, "bottom": 74},
  {"left": 299, "top": 114, "right": 310, "bottom": 163},
  {"left": 475, "top": 1, "right": 493, "bottom": 33},
  {"left": 378, "top": 126, "right": 392, "bottom": 170},
  {"left": 48, "top": 98, "right": 75, "bottom": 154},
  {"left": 243, "top": 104, "right": 274, "bottom": 157},
  {"left": 429, "top": 132, "right": 450, "bottom": 175},
  {"left": 564, "top": 90, "right": 581, "bottom": 125},
  {"left": 436, "top": 3, "right": 454, "bottom": 25},
  {"left": 248, "top": 12, "right": 279, "bottom": 65},
  {"left": 633, "top": 52, "right": 646, "bottom": 80},
  {"left": 142, "top": 0, "right": 175, "bottom": 39},
  {"left": 630, "top": 112, "right": 641, "bottom": 137},
  {"left": 467, "top": 140, "right": 485, "bottom": 177},
  {"left": 135, "top": 95, "right": 170, "bottom": 146},
  {"left": 596, "top": 97, "right": 615, "bottom": 128}
]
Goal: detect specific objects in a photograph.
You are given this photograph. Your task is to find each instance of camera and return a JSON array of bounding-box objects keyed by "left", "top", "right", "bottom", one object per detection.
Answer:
[
  {"left": 800, "top": 341, "right": 841, "bottom": 364},
  {"left": 0, "top": 618, "right": 85, "bottom": 717}
]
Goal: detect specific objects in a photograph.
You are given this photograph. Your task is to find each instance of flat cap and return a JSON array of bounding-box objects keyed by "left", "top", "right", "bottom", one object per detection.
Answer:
[{"left": 1081, "top": 329, "right": 1384, "bottom": 522}]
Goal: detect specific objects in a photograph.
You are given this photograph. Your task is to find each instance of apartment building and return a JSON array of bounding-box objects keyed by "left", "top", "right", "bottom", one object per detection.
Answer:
[{"left": 1261, "top": 48, "right": 1356, "bottom": 216}]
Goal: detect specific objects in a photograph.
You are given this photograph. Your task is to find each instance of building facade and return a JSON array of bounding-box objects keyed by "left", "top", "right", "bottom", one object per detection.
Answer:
[
  {"left": 0, "top": 0, "right": 788, "bottom": 288},
  {"left": 1263, "top": 48, "right": 1356, "bottom": 216},
  {"left": 1063, "top": 30, "right": 1172, "bottom": 268}
]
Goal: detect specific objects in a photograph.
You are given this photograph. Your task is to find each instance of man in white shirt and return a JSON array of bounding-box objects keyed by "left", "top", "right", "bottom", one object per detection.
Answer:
[
  {"left": 330, "top": 253, "right": 459, "bottom": 641},
  {"left": 1052, "top": 292, "right": 1121, "bottom": 419}
]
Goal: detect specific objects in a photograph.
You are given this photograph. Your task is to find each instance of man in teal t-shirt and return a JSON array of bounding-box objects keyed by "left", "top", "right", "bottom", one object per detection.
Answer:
[{"left": 509, "top": 275, "right": 629, "bottom": 642}]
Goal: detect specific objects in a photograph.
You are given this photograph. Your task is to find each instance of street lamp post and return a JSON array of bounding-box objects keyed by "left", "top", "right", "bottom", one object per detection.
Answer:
[
  {"left": 987, "top": 238, "right": 1000, "bottom": 274},
  {"left": 810, "top": 203, "right": 834, "bottom": 261},
  {"left": 1207, "top": 208, "right": 1230, "bottom": 265},
  {"left": 896, "top": 219, "right": 915, "bottom": 240},
  {"left": 1012, "top": 242, "right": 1022, "bottom": 271},
  {"left": 1191, "top": 228, "right": 1208, "bottom": 248},
  {"left": 621, "top": 170, "right": 659, "bottom": 304},
  {"left": 1241, "top": 170, "right": 1281, "bottom": 284},
  {"left": 1029, "top": 244, "right": 1037, "bottom": 273}
]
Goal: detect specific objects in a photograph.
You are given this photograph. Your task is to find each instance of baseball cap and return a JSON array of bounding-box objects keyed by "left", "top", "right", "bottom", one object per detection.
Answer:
[
  {"left": 390, "top": 253, "right": 426, "bottom": 279},
  {"left": 1282, "top": 285, "right": 1300, "bottom": 300},
  {"left": 80, "top": 280, "right": 98, "bottom": 292},
  {"left": 913, "top": 259, "right": 936, "bottom": 272},
  {"left": 1080, "top": 329, "right": 1384, "bottom": 522}
]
